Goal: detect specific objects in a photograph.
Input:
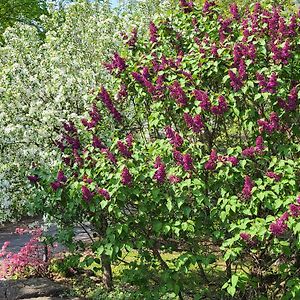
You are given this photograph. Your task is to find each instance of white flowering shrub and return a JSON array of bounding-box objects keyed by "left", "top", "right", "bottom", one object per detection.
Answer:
[{"left": 0, "top": 0, "right": 173, "bottom": 222}]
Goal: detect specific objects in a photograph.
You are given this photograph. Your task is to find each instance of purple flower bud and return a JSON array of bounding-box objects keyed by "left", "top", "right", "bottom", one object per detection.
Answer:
[
  {"left": 165, "top": 126, "right": 183, "bottom": 148},
  {"left": 57, "top": 170, "right": 67, "bottom": 183},
  {"left": 97, "top": 87, "right": 122, "bottom": 123},
  {"left": 266, "top": 171, "right": 281, "bottom": 182},
  {"left": 168, "top": 175, "right": 181, "bottom": 184},
  {"left": 242, "top": 175, "right": 254, "bottom": 199},
  {"left": 98, "top": 188, "right": 110, "bottom": 200},
  {"left": 182, "top": 153, "right": 193, "bottom": 171},
  {"left": 51, "top": 181, "right": 62, "bottom": 191},
  {"left": 121, "top": 167, "right": 132, "bottom": 186},
  {"left": 153, "top": 163, "right": 166, "bottom": 183},
  {"left": 242, "top": 146, "right": 256, "bottom": 157},
  {"left": 117, "top": 141, "right": 132, "bottom": 158},
  {"left": 149, "top": 21, "right": 158, "bottom": 43},
  {"left": 169, "top": 81, "right": 187, "bottom": 106},
  {"left": 194, "top": 90, "right": 211, "bottom": 111},
  {"left": 81, "top": 186, "right": 94, "bottom": 203},
  {"left": 92, "top": 135, "right": 104, "bottom": 150},
  {"left": 28, "top": 175, "right": 39, "bottom": 184}
]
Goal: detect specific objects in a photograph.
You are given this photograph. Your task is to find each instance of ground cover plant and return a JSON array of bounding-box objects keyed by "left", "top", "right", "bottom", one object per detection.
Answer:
[{"left": 28, "top": 0, "right": 300, "bottom": 298}]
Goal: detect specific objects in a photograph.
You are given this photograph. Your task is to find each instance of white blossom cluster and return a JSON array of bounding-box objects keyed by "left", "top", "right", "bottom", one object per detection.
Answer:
[{"left": 0, "top": 0, "right": 173, "bottom": 222}]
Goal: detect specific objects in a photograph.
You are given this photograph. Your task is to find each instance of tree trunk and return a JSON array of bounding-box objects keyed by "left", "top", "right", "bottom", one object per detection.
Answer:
[{"left": 101, "top": 253, "right": 113, "bottom": 290}]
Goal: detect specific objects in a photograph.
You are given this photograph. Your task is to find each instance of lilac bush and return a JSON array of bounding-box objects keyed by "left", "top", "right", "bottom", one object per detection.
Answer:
[{"left": 30, "top": 1, "right": 300, "bottom": 298}]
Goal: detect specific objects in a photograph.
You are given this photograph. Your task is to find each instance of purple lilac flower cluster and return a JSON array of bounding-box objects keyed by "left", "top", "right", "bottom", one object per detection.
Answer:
[
  {"left": 183, "top": 113, "right": 204, "bottom": 133},
  {"left": 205, "top": 149, "right": 238, "bottom": 170},
  {"left": 270, "top": 196, "right": 300, "bottom": 236},
  {"left": 202, "top": 0, "right": 216, "bottom": 15},
  {"left": 165, "top": 126, "right": 183, "bottom": 148},
  {"left": 51, "top": 170, "right": 67, "bottom": 191},
  {"left": 240, "top": 232, "right": 255, "bottom": 246},
  {"left": 172, "top": 150, "right": 193, "bottom": 172},
  {"left": 218, "top": 16, "right": 232, "bottom": 43},
  {"left": 169, "top": 81, "right": 188, "bottom": 106},
  {"left": 81, "top": 186, "right": 94, "bottom": 203},
  {"left": 126, "top": 28, "right": 138, "bottom": 48},
  {"left": 28, "top": 175, "right": 39, "bottom": 184},
  {"left": 266, "top": 171, "right": 281, "bottom": 182},
  {"left": 117, "top": 84, "right": 128, "bottom": 101},
  {"left": 149, "top": 21, "right": 158, "bottom": 43},
  {"left": 256, "top": 72, "right": 278, "bottom": 94},
  {"left": 97, "top": 188, "right": 110, "bottom": 200},
  {"left": 211, "top": 96, "right": 228, "bottom": 115},
  {"left": 97, "top": 87, "right": 122, "bottom": 122},
  {"left": 257, "top": 112, "right": 280, "bottom": 134},
  {"left": 194, "top": 90, "right": 211, "bottom": 111},
  {"left": 104, "top": 52, "right": 127, "bottom": 74},
  {"left": 153, "top": 156, "right": 166, "bottom": 183},
  {"left": 278, "top": 86, "right": 298, "bottom": 112},
  {"left": 242, "top": 175, "right": 254, "bottom": 199},
  {"left": 117, "top": 141, "right": 132, "bottom": 158},
  {"left": 101, "top": 148, "right": 117, "bottom": 165},
  {"left": 242, "top": 136, "right": 265, "bottom": 157},
  {"left": 81, "top": 103, "right": 101, "bottom": 129},
  {"left": 269, "top": 40, "right": 291, "bottom": 65},
  {"left": 92, "top": 135, "right": 104, "bottom": 150},
  {"left": 179, "top": 0, "right": 193, "bottom": 13},
  {"left": 168, "top": 175, "right": 181, "bottom": 184},
  {"left": 121, "top": 167, "right": 132, "bottom": 186}
]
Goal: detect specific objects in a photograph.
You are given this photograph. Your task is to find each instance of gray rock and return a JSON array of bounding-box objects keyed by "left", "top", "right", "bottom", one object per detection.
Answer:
[{"left": 0, "top": 278, "right": 70, "bottom": 300}]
